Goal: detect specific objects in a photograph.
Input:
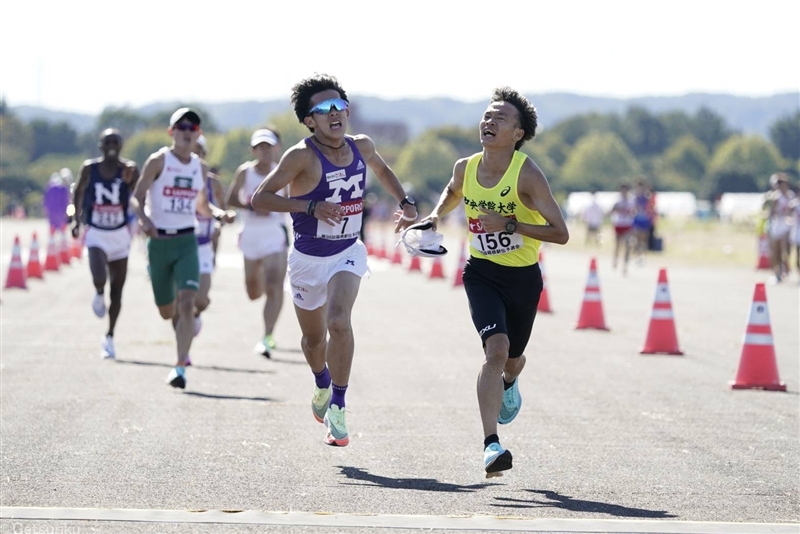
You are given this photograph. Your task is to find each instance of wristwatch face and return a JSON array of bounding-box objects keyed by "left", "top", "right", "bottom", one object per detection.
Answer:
[
  {"left": 401, "top": 196, "right": 416, "bottom": 207},
  {"left": 505, "top": 219, "right": 517, "bottom": 233}
]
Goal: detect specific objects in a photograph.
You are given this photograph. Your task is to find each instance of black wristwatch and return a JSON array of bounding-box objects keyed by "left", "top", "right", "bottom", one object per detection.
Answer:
[
  {"left": 504, "top": 218, "right": 518, "bottom": 234},
  {"left": 399, "top": 196, "right": 416, "bottom": 209}
]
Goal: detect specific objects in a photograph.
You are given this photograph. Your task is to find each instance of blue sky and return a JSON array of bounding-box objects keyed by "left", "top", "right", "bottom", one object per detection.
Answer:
[{"left": 1, "top": 0, "right": 797, "bottom": 113}]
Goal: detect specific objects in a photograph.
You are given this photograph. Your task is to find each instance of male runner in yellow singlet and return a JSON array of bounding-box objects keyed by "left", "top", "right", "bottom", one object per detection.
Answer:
[{"left": 420, "top": 87, "right": 569, "bottom": 478}]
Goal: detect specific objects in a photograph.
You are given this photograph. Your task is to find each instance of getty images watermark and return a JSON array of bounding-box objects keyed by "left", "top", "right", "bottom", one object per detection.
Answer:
[{"left": 1, "top": 523, "right": 81, "bottom": 534}]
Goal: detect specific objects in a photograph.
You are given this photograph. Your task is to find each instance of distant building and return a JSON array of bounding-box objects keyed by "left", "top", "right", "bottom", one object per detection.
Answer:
[{"left": 348, "top": 102, "right": 408, "bottom": 146}]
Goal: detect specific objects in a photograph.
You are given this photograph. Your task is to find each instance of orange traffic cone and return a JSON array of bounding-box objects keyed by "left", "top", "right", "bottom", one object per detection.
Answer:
[
  {"left": 756, "top": 232, "right": 771, "bottom": 270},
  {"left": 26, "top": 232, "right": 44, "bottom": 279},
  {"left": 575, "top": 257, "right": 609, "bottom": 330},
  {"left": 376, "top": 235, "right": 387, "bottom": 260},
  {"left": 408, "top": 254, "right": 422, "bottom": 272},
  {"left": 44, "top": 229, "right": 61, "bottom": 271},
  {"left": 452, "top": 238, "right": 467, "bottom": 287},
  {"left": 730, "top": 283, "right": 786, "bottom": 391},
  {"left": 59, "top": 229, "right": 72, "bottom": 265},
  {"left": 537, "top": 248, "right": 552, "bottom": 313},
  {"left": 429, "top": 256, "right": 445, "bottom": 279},
  {"left": 71, "top": 233, "right": 83, "bottom": 259},
  {"left": 391, "top": 243, "right": 403, "bottom": 265},
  {"left": 640, "top": 269, "right": 683, "bottom": 355},
  {"left": 4, "top": 235, "right": 28, "bottom": 289}
]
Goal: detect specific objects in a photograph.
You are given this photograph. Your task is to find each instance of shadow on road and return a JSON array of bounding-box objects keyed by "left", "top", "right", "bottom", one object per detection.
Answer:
[
  {"left": 182, "top": 391, "right": 276, "bottom": 402},
  {"left": 266, "top": 356, "right": 307, "bottom": 366},
  {"left": 336, "top": 466, "right": 500, "bottom": 493},
  {"left": 114, "top": 359, "right": 274, "bottom": 375},
  {"left": 492, "top": 489, "right": 676, "bottom": 518}
]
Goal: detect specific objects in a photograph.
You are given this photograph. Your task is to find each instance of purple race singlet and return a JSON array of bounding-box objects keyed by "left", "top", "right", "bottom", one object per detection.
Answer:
[
  {"left": 196, "top": 175, "right": 215, "bottom": 245},
  {"left": 44, "top": 180, "right": 70, "bottom": 229},
  {"left": 290, "top": 137, "right": 366, "bottom": 257}
]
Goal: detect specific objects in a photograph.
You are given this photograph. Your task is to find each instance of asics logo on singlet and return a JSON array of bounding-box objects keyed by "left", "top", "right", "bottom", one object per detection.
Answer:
[
  {"left": 94, "top": 181, "right": 121, "bottom": 205},
  {"left": 500, "top": 186, "right": 511, "bottom": 197},
  {"left": 479, "top": 323, "right": 497, "bottom": 336}
]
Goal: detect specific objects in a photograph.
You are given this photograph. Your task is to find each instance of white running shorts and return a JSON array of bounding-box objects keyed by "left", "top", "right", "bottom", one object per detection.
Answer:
[
  {"left": 238, "top": 221, "right": 287, "bottom": 261},
  {"left": 286, "top": 240, "right": 370, "bottom": 311},
  {"left": 768, "top": 217, "right": 791, "bottom": 240},
  {"left": 84, "top": 226, "right": 132, "bottom": 262},
  {"left": 791, "top": 223, "right": 800, "bottom": 246},
  {"left": 198, "top": 242, "right": 215, "bottom": 274}
]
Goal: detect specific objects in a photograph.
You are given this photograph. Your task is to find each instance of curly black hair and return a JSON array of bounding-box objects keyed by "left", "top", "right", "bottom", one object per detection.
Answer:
[
  {"left": 490, "top": 87, "right": 538, "bottom": 150},
  {"left": 291, "top": 74, "right": 349, "bottom": 130}
]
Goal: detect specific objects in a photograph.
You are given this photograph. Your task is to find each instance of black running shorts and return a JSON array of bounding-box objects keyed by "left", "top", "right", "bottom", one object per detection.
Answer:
[{"left": 462, "top": 256, "right": 543, "bottom": 358}]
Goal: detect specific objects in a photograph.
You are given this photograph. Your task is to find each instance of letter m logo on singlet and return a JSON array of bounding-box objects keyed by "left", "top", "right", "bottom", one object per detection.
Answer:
[
  {"left": 94, "top": 181, "right": 121, "bottom": 205},
  {"left": 326, "top": 173, "right": 363, "bottom": 203}
]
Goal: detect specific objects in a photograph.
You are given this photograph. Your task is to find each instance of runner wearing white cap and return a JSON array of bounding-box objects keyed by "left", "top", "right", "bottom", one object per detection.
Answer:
[
  {"left": 225, "top": 128, "right": 289, "bottom": 358},
  {"left": 130, "top": 107, "right": 236, "bottom": 388}
]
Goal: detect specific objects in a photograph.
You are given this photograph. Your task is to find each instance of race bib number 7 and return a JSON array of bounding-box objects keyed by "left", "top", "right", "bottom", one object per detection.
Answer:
[
  {"left": 316, "top": 200, "right": 363, "bottom": 240},
  {"left": 469, "top": 216, "right": 523, "bottom": 256}
]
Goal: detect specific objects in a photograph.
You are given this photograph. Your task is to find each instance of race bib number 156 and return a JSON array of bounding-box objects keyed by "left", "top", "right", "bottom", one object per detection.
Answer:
[{"left": 469, "top": 216, "right": 523, "bottom": 256}]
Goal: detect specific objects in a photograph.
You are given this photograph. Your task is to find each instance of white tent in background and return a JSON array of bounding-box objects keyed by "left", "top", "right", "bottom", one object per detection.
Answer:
[
  {"left": 717, "top": 193, "right": 766, "bottom": 222},
  {"left": 654, "top": 192, "right": 698, "bottom": 217},
  {"left": 565, "top": 192, "right": 619, "bottom": 219},
  {"left": 566, "top": 191, "right": 698, "bottom": 219}
]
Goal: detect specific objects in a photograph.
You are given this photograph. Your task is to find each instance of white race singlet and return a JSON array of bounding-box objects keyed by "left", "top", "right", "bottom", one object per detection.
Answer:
[{"left": 145, "top": 148, "right": 205, "bottom": 231}]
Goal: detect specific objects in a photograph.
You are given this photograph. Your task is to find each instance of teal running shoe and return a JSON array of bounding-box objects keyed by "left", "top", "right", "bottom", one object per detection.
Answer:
[
  {"left": 498, "top": 378, "right": 522, "bottom": 425},
  {"left": 312, "top": 384, "right": 332, "bottom": 423},
  {"left": 323, "top": 404, "right": 349, "bottom": 447}
]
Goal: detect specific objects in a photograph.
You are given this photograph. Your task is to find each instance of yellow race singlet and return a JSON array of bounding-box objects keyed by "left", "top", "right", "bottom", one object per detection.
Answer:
[{"left": 462, "top": 151, "right": 546, "bottom": 267}]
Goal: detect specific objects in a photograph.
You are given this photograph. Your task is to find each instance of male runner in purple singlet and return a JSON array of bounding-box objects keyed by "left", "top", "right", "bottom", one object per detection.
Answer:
[{"left": 251, "top": 74, "right": 417, "bottom": 447}]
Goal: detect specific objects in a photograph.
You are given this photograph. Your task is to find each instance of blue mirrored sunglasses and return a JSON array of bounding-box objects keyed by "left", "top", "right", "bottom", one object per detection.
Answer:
[{"left": 307, "top": 98, "right": 349, "bottom": 116}]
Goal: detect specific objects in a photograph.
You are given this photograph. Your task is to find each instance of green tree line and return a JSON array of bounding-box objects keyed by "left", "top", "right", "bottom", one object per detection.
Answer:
[{"left": 1, "top": 97, "right": 798, "bottom": 216}]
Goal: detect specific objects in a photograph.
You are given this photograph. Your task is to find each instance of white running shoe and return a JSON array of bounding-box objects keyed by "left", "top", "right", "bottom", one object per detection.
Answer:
[
  {"left": 167, "top": 366, "right": 186, "bottom": 389},
  {"left": 92, "top": 293, "right": 106, "bottom": 318},
  {"left": 193, "top": 315, "right": 202, "bottom": 337},
  {"left": 253, "top": 336, "right": 272, "bottom": 358},
  {"left": 101, "top": 335, "right": 115, "bottom": 359},
  {"left": 484, "top": 442, "right": 513, "bottom": 478}
]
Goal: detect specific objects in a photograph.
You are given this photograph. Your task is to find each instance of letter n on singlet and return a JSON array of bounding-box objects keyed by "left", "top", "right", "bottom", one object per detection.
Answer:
[{"left": 94, "top": 182, "right": 121, "bottom": 205}]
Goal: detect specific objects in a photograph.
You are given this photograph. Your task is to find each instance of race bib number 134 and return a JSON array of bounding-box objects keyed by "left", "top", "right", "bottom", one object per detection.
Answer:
[{"left": 161, "top": 183, "right": 197, "bottom": 214}]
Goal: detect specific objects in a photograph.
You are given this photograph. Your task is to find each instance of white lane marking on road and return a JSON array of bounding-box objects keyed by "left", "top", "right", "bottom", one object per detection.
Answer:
[{"left": 1, "top": 507, "right": 798, "bottom": 533}]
